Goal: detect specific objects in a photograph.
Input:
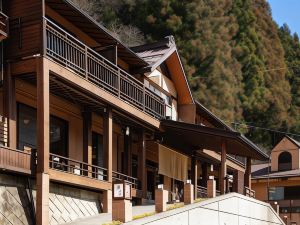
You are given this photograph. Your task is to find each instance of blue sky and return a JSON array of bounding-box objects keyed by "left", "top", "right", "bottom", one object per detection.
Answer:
[{"left": 268, "top": 0, "right": 300, "bottom": 35}]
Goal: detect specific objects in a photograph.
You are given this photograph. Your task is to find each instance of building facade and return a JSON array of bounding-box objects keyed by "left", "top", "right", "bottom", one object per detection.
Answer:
[
  {"left": 0, "top": 1, "right": 268, "bottom": 224},
  {"left": 252, "top": 136, "right": 300, "bottom": 225}
]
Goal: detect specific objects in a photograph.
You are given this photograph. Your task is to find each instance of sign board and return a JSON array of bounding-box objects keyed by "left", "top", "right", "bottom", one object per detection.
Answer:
[{"left": 113, "top": 181, "right": 132, "bottom": 200}]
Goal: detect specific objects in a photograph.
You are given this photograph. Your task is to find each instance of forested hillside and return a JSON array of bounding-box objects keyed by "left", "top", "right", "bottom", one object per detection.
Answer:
[{"left": 72, "top": 0, "right": 300, "bottom": 153}]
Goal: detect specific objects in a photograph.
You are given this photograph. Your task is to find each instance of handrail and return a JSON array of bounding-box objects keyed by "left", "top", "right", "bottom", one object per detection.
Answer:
[
  {"left": 112, "top": 170, "right": 139, "bottom": 189},
  {"left": 244, "top": 186, "right": 255, "bottom": 198},
  {"left": 197, "top": 185, "right": 208, "bottom": 198},
  {"left": 49, "top": 153, "right": 108, "bottom": 181},
  {"left": 0, "top": 115, "right": 8, "bottom": 146},
  {"left": 44, "top": 17, "right": 165, "bottom": 119}
]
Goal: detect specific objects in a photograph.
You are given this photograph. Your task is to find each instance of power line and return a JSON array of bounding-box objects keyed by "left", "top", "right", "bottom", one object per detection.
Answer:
[{"left": 230, "top": 121, "right": 300, "bottom": 138}]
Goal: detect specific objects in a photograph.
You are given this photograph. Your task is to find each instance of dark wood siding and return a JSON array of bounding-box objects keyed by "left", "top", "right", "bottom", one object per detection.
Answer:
[{"left": 4, "top": 0, "right": 43, "bottom": 59}]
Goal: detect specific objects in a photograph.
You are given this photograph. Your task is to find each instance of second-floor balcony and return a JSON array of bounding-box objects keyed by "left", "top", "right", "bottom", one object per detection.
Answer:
[{"left": 44, "top": 18, "right": 165, "bottom": 120}]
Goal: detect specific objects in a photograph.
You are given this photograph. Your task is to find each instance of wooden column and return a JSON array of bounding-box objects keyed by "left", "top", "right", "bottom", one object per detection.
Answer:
[
  {"left": 220, "top": 141, "right": 227, "bottom": 194},
  {"left": 138, "top": 130, "right": 147, "bottom": 198},
  {"left": 191, "top": 154, "right": 197, "bottom": 199},
  {"left": 82, "top": 111, "right": 92, "bottom": 176},
  {"left": 4, "top": 63, "right": 17, "bottom": 149},
  {"left": 201, "top": 162, "right": 208, "bottom": 187},
  {"left": 36, "top": 58, "right": 50, "bottom": 225},
  {"left": 103, "top": 107, "right": 113, "bottom": 183},
  {"left": 244, "top": 157, "right": 252, "bottom": 189},
  {"left": 233, "top": 170, "right": 245, "bottom": 194}
]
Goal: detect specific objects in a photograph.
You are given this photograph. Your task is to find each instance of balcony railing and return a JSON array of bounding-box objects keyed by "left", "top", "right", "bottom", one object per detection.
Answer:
[
  {"left": 0, "top": 146, "right": 34, "bottom": 174},
  {"left": 0, "top": 115, "right": 7, "bottom": 146},
  {"left": 244, "top": 186, "right": 255, "bottom": 198},
  {"left": 112, "top": 171, "right": 139, "bottom": 189},
  {"left": 0, "top": 11, "right": 8, "bottom": 41},
  {"left": 44, "top": 18, "right": 165, "bottom": 119},
  {"left": 197, "top": 185, "right": 208, "bottom": 198},
  {"left": 49, "top": 153, "right": 108, "bottom": 181}
]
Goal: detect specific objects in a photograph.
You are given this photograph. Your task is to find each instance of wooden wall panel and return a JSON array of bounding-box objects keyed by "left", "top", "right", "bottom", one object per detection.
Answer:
[{"left": 4, "top": 0, "right": 43, "bottom": 59}]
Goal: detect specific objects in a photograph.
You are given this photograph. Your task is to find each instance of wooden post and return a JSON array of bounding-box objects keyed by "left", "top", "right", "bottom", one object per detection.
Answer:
[
  {"left": 220, "top": 141, "right": 227, "bottom": 195},
  {"left": 103, "top": 107, "right": 113, "bottom": 183},
  {"left": 4, "top": 63, "right": 17, "bottom": 149},
  {"left": 244, "top": 157, "right": 252, "bottom": 189},
  {"left": 82, "top": 111, "right": 92, "bottom": 176},
  {"left": 36, "top": 57, "right": 50, "bottom": 225},
  {"left": 191, "top": 155, "right": 197, "bottom": 199},
  {"left": 138, "top": 130, "right": 147, "bottom": 199},
  {"left": 233, "top": 170, "right": 245, "bottom": 194}
]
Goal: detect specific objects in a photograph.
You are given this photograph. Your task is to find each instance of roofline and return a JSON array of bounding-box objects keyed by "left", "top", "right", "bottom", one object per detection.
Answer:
[
  {"left": 195, "top": 100, "right": 234, "bottom": 131},
  {"left": 161, "top": 119, "right": 269, "bottom": 160},
  {"left": 60, "top": 0, "right": 148, "bottom": 66},
  {"left": 252, "top": 173, "right": 300, "bottom": 180},
  {"left": 284, "top": 135, "right": 300, "bottom": 148},
  {"left": 174, "top": 49, "right": 195, "bottom": 104}
]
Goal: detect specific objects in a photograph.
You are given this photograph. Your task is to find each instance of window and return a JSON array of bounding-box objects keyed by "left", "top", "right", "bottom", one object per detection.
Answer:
[
  {"left": 268, "top": 187, "right": 284, "bottom": 200},
  {"left": 17, "top": 103, "right": 68, "bottom": 156},
  {"left": 278, "top": 151, "right": 292, "bottom": 171}
]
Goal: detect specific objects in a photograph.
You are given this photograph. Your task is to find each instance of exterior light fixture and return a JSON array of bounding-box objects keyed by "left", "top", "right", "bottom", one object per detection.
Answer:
[
  {"left": 186, "top": 179, "right": 191, "bottom": 184},
  {"left": 209, "top": 176, "right": 214, "bottom": 180},
  {"left": 125, "top": 126, "right": 130, "bottom": 136},
  {"left": 210, "top": 164, "right": 214, "bottom": 172}
]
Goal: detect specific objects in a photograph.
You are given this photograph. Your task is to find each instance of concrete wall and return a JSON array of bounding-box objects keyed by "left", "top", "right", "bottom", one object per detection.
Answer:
[
  {"left": 0, "top": 173, "right": 103, "bottom": 225},
  {"left": 125, "top": 193, "right": 284, "bottom": 225}
]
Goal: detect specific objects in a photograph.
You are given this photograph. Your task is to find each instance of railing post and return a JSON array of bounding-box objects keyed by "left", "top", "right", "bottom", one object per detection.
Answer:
[
  {"left": 42, "top": 18, "right": 47, "bottom": 57},
  {"left": 143, "top": 86, "right": 146, "bottom": 112},
  {"left": 85, "top": 46, "right": 88, "bottom": 80},
  {"left": 118, "top": 69, "right": 121, "bottom": 98}
]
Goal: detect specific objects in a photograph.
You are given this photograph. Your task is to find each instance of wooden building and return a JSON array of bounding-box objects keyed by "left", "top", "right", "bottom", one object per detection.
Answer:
[
  {"left": 252, "top": 136, "right": 300, "bottom": 225},
  {"left": 0, "top": 1, "right": 268, "bottom": 224}
]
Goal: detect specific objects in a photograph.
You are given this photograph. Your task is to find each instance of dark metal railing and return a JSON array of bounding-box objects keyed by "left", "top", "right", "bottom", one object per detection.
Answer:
[
  {"left": 112, "top": 171, "right": 139, "bottom": 189},
  {"left": 197, "top": 185, "right": 208, "bottom": 198},
  {"left": 244, "top": 186, "right": 255, "bottom": 198},
  {"left": 0, "top": 115, "right": 7, "bottom": 146},
  {"left": 0, "top": 11, "right": 8, "bottom": 40},
  {"left": 44, "top": 18, "right": 165, "bottom": 119},
  {"left": 49, "top": 153, "right": 108, "bottom": 181}
]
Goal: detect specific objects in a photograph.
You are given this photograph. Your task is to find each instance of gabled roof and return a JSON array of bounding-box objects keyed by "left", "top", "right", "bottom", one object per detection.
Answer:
[
  {"left": 132, "top": 36, "right": 194, "bottom": 105},
  {"left": 284, "top": 135, "right": 300, "bottom": 148},
  {"left": 131, "top": 36, "right": 177, "bottom": 71},
  {"left": 46, "top": 0, "right": 147, "bottom": 68}
]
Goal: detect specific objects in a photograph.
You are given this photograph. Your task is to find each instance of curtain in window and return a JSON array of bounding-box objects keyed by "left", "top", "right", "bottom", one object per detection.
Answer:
[{"left": 158, "top": 144, "right": 188, "bottom": 182}]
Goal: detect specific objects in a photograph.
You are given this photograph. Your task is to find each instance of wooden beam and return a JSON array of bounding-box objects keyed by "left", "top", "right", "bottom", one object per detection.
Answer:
[
  {"left": 138, "top": 130, "right": 147, "bottom": 199},
  {"left": 220, "top": 141, "right": 227, "bottom": 194},
  {"left": 103, "top": 107, "right": 113, "bottom": 183},
  {"left": 36, "top": 57, "right": 50, "bottom": 225},
  {"left": 49, "top": 169, "right": 111, "bottom": 191},
  {"left": 244, "top": 157, "right": 252, "bottom": 189},
  {"left": 4, "top": 63, "right": 17, "bottom": 149}
]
